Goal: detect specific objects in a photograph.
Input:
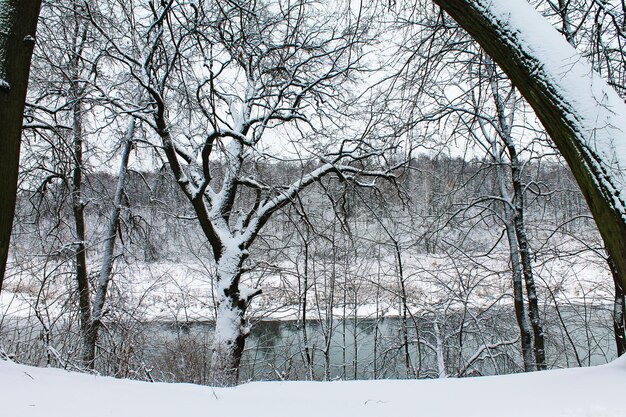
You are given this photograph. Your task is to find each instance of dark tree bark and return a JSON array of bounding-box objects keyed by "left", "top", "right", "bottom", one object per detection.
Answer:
[
  {"left": 71, "top": 95, "right": 93, "bottom": 369},
  {"left": 496, "top": 171, "right": 535, "bottom": 371},
  {"left": 508, "top": 145, "right": 546, "bottom": 370},
  {"left": 490, "top": 125, "right": 535, "bottom": 372},
  {"left": 434, "top": 0, "right": 626, "bottom": 298},
  {"left": 0, "top": 0, "right": 42, "bottom": 291},
  {"left": 64, "top": 2, "right": 94, "bottom": 368},
  {"left": 608, "top": 255, "right": 626, "bottom": 357}
]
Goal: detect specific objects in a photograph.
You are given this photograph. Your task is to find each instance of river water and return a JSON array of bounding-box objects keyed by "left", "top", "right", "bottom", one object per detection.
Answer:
[{"left": 143, "top": 304, "right": 616, "bottom": 383}]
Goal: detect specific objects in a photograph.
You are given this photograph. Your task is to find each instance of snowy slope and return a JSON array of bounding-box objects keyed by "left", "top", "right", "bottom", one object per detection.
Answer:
[{"left": 2, "top": 357, "right": 624, "bottom": 417}]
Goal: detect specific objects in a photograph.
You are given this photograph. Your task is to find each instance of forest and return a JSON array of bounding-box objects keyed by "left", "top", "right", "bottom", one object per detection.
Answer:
[{"left": 1, "top": 0, "right": 626, "bottom": 407}]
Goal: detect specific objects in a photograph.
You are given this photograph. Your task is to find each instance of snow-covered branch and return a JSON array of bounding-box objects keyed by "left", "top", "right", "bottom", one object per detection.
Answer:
[
  {"left": 457, "top": 338, "right": 520, "bottom": 378},
  {"left": 435, "top": 0, "right": 626, "bottom": 289}
]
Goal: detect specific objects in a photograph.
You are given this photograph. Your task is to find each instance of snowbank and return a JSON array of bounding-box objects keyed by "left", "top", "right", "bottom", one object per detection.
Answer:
[{"left": 2, "top": 356, "right": 624, "bottom": 417}]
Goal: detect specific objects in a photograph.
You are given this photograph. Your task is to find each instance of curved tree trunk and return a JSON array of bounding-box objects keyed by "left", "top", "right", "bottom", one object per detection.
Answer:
[
  {"left": 433, "top": 0, "right": 626, "bottom": 292},
  {"left": 0, "top": 0, "right": 42, "bottom": 291}
]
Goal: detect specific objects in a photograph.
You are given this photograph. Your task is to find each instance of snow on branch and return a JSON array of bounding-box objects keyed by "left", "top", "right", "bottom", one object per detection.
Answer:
[
  {"left": 239, "top": 160, "right": 397, "bottom": 245},
  {"left": 469, "top": 0, "right": 626, "bottom": 220},
  {"left": 457, "top": 338, "right": 520, "bottom": 378}
]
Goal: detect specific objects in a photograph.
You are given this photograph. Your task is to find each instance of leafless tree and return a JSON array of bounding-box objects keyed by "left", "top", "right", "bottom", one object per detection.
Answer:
[{"left": 87, "top": 0, "right": 400, "bottom": 385}]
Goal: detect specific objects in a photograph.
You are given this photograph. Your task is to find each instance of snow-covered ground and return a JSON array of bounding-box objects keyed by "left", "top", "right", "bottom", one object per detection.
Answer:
[{"left": 2, "top": 356, "right": 624, "bottom": 417}]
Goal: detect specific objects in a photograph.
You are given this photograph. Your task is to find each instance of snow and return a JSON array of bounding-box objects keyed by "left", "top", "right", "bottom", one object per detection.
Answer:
[
  {"left": 213, "top": 302, "right": 241, "bottom": 345},
  {"left": 480, "top": 0, "right": 626, "bottom": 219},
  {"left": 2, "top": 355, "right": 625, "bottom": 416},
  {"left": 0, "top": 246, "right": 612, "bottom": 323},
  {"left": 0, "top": 291, "right": 36, "bottom": 318}
]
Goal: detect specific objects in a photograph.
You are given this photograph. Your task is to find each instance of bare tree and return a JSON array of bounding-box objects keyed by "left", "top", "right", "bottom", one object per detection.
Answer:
[
  {"left": 474, "top": 59, "right": 546, "bottom": 370},
  {"left": 88, "top": 0, "right": 397, "bottom": 385},
  {"left": 20, "top": 0, "right": 141, "bottom": 369}
]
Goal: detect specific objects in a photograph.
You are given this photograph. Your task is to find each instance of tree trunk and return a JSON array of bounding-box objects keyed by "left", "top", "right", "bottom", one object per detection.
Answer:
[
  {"left": 609, "top": 255, "right": 626, "bottom": 357},
  {"left": 492, "top": 128, "right": 535, "bottom": 372},
  {"left": 433, "top": 319, "right": 447, "bottom": 378},
  {"left": 504, "top": 212, "right": 536, "bottom": 372},
  {"left": 65, "top": 0, "right": 94, "bottom": 369},
  {"left": 210, "top": 249, "right": 253, "bottom": 386},
  {"left": 301, "top": 233, "right": 314, "bottom": 379},
  {"left": 433, "top": 0, "right": 626, "bottom": 293},
  {"left": 0, "top": 0, "right": 42, "bottom": 291},
  {"left": 83, "top": 117, "right": 135, "bottom": 369},
  {"left": 394, "top": 237, "right": 413, "bottom": 378},
  {"left": 509, "top": 155, "right": 546, "bottom": 370},
  {"left": 487, "top": 69, "right": 547, "bottom": 370},
  {"left": 71, "top": 96, "right": 93, "bottom": 369}
]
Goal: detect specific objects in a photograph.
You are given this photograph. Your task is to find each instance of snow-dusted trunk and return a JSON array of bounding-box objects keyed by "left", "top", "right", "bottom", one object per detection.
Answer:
[
  {"left": 434, "top": 0, "right": 626, "bottom": 291},
  {"left": 67, "top": 7, "right": 93, "bottom": 368},
  {"left": 502, "top": 204, "right": 535, "bottom": 372},
  {"left": 488, "top": 71, "right": 546, "bottom": 371},
  {"left": 433, "top": 319, "right": 447, "bottom": 378},
  {"left": 300, "top": 236, "right": 314, "bottom": 380},
  {"left": 210, "top": 248, "right": 253, "bottom": 386},
  {"left": 495, "top": 151, "right": 535, "bottom": 372},
  {"left": 508, "top": 152, "right": 546, "bottom": 370},
  {"left": 83, "top": 118, "right": 135, "bottom": 368},
  {"left": 0, "top": 0, "right": 41, "bottom": 290},
  {"left": 152, "top": 94, "right": 260, "bottom": 386}
]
